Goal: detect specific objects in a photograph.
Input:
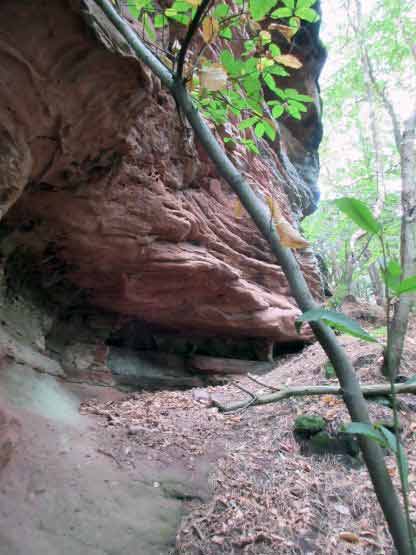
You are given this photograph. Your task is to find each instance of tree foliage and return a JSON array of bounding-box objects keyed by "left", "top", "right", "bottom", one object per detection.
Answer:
[
  {"left": 121, "top": 0, "right": 318, "bottom": 152},
  {"left": 303, "top": 0, "right": 416, "bottom": 305}
]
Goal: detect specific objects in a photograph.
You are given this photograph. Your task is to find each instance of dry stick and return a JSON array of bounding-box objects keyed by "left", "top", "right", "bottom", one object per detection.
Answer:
[
  {"left": 93, "top": 3, "right": 412, "bottom": 552},
  {"left": 214, "top": 382, "right": 416, "bottom": 413},
  {"left": 246, "top": 373, "right": 281, "bottom": 392},
  {"left": 176, "top": 0, "right": 212, "bottom": 79},
  {"left": 231, "top": 380, "right": 258, "bottom": 399}
]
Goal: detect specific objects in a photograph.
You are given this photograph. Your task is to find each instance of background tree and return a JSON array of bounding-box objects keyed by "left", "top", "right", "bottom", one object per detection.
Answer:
[{"left": 304, "top": 0, "right": 416, "bottom": 377}]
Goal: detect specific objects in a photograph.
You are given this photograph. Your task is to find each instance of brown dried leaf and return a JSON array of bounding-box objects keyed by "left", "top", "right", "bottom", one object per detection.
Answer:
[
  {"left": 275, "top": 219, "right": 310, "bottom": 249},
  {"left": 202, "top": 16, "right": 219, "bottom": 43},
  {"left": 275, "top": 54, "right": 303, "bottom": 69},
  {"left": 339, "top": 532, "right": 360, "bottom": 544},
  {"left": 234, "top": 200, "right": 244, "bottom": 219},
  {"left": 268, "top": 23, "right": 298, "bottom": 41},
  {"left": 265, "top": 196, "right": 309, "bottom": 248},
  {"left": 199, "top": 63, "right": 227, "bottom": 91}
]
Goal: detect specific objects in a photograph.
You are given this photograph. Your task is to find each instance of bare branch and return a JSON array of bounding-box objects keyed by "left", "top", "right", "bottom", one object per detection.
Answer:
[
  {"left": 176, "top": 0, "right": 212, "bottom": 80},
  {"left": 214, "top": 381, "right": 416, "bottom": 413}
]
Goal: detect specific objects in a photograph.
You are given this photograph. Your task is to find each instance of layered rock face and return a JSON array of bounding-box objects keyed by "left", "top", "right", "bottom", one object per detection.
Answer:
[{"left": 0, "top": 0, "right": 326, "bottom": 366}]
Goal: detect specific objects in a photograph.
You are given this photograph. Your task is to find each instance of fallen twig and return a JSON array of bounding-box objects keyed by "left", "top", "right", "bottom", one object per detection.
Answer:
[
  {"left": 246, "top": 373, "right": 281, "bottom": 392},
  {"left": 213, "top": 382, "right": 416, "bottom": 412}
]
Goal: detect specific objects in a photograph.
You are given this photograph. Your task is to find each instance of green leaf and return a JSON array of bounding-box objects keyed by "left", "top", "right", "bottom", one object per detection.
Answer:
[
  {"left": 255, "top": 122, "right": 265, "bottom": 137},
  {"left": 282, "top": 0, "right": 295, "bottom": 8},
  {"left": 344, "top": 422, "right": 386, "bottom": 446},
  {"left": 171, "top": 1, "right": 192, "bottom": 13},
  {"left": 295, "top": 7, "right": 319, "bottom": 22},
  {"left": 128, "top": 5, "right": 140, "bottom": 18},
  {"left": 284, "top": 89, "right": 313, "bottom": 102},
  {"left": 286, "top": 104, "right": 301, "bottom": 119},
  {"left": 334, "top": 197, "right": 381, "bottom": 235},
  {"left": 271, "top": 7, "right": 293, "bottom": 19},
  {"left": 165, "top": 11, "right": 191, "bottom": 24},
  {"left": 154, "top": 14, "right": 167, "bottom": 28},
  {"left": 263, "top": 119, "right": 277, "bottom": 141},
  {"left": 142, "top": 13, "right": 156, "bottom": 41},
  {"left": 272, "top": 103, "right": 284, "bottom": 118},
  {"left": 269, "top": 43, "right": 281, "bottom": 57},
  {"left": 395, "top": 275, "right": 416, "bottom": 295},
  {"left": 249, "top": 0, "right": 278, "bottom": 21},
  {"left": 382, "top": 260, "right": 402, "bottom": 292},
  {"left": 242, "top": 75, "right": 262, "bottom": 96},
  {"left": 239, "top": 116, "right": 259, "bottom": 130},
  {"left": 220, "top": 50, "right": 239, "bottom": 76},
  {"left": 213, "top": 3, "right": 230, "bottom": 18},
  {"left": 219, "top": 27, "right": 233, "bottom": 39},
  {"left": 296, "top": 0, "right": 316, "bottom": 9},
  {"left": 287, "top": 99, "right": 308, "bottom": 112},
  {"left": 296, "top": 308, "right": 378, "bottom": 343},
  {"left": 267, "top": 64, "right": 290, "bottom": 77},
  {"left": 241, "top": 138, "right": 260, "bottom": 155},
  {"left": 263, "top": 73, "right": 278, "bottom": 93}
]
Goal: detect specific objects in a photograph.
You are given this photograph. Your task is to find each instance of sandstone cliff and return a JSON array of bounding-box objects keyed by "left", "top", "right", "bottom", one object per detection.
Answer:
[{"left": 0, "top": 0, "right": 326, "bottom": 377}]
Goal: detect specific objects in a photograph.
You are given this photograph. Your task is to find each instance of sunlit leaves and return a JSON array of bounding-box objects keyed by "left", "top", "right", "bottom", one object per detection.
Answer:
[
  {"left": 249, "top": 0, "right": 278, "bottom": 21},
  {"left": 125, "top": 0, "right": 315, "bottom": 153},
  {"left": 213, "top": 3, "right": 230, "bottom": 18},
  {"left": 271, "top": 7, "right": 292, "bottom": 18},
  {"left": 295, "top": 7, "right": 318, "bottom": 22},
  {"left": 271, "top": 0, "right": 319, "bottom": 22}
]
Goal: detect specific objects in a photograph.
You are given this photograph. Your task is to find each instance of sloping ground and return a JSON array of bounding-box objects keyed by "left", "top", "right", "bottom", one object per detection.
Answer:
[
  {"left": 0, "top": 363, "right": 215, "bottom": 555},
  {"left": 83, "top": 328, "right": 416, "bottom": 554}
]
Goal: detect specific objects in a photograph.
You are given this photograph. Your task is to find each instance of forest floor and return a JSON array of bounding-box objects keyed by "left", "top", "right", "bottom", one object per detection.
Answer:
[
  {"left": 2, "top": 321, "right": 415, "bottom": 555},
  {"left": 81, "top": 322, "right": 416, "bottom": 555}
]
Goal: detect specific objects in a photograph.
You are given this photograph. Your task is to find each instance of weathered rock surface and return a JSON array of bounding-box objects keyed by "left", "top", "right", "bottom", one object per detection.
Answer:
[
  {"left": 0, "top": 403, "right": 20, "bottom": 475},
  {"left": 0, "top": 0, "right": 326, "bottom": 367}
]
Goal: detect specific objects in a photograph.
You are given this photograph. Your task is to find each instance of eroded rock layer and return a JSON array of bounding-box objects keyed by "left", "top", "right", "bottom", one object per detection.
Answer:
[{"left": 0, "top": 0, "right": 325, "bottom": 351}]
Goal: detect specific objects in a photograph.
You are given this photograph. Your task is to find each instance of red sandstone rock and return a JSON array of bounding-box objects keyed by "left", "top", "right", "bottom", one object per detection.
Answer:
[{"left": 0, "top": 0, "right": 324, "bottom": 345}]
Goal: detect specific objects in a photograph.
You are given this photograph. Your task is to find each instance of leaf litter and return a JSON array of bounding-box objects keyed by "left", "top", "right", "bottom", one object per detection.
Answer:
[{"left": 81, "top": 323, "right": 416, "bottom": 554}]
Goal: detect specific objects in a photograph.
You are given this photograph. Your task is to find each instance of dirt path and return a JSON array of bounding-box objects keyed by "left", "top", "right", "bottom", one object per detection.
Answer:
[{"left": 0, "top": 363, "right": 213, "bottom": 555}]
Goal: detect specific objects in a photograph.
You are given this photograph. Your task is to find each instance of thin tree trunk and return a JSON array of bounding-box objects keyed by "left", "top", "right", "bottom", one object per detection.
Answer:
[
  {"left": 384, "top": 107, "right": 416, "bottom": 377},
  {"left": 344, "top": 246, "right": 355, "bottom": 296},
  {"left": 93, "top": 2, "right": 414, "bottom": 552},
  {"left": 369, "top": 261, "right": 385, "bottom": 306},
  {"left": 354, "top": 0, "right": 415, "bottom": 379}
]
